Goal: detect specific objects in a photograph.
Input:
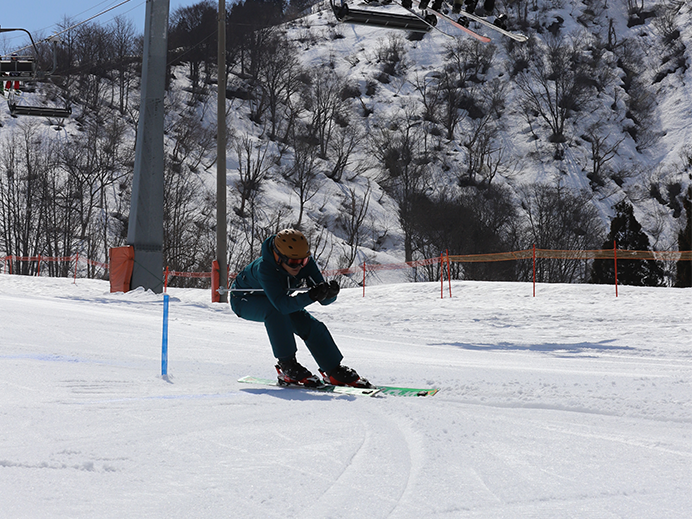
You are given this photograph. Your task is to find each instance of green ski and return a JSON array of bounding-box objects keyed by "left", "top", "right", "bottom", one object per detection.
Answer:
[{"left": 238, "top": 376, "right": 438, "bottom": 397}]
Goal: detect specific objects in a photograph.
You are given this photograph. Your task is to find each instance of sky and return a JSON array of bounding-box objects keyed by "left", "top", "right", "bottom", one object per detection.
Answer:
[{"left": 1, "top": 0, "right": 201, "bottom": 52}]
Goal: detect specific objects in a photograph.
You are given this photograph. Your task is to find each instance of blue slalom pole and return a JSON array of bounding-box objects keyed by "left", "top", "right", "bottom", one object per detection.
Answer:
[{"left": 161, "top": 293, "right": 169, "bottom": 377}]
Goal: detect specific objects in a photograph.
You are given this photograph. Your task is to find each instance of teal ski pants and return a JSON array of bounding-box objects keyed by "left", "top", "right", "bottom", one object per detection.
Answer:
[{"left": 231, "top": 295, "right": 343, "bottom": 372}]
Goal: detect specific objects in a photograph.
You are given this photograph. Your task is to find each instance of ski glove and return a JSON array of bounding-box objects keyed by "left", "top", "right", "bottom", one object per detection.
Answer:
[
  {"left": 325, "top": 280, "right": 340, "bottom": 299},
  {"left": 308, "top": 282, "right": 330, "bottom": 302}
]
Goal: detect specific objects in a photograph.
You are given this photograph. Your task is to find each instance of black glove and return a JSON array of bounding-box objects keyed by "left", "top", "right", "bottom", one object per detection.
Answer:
[
  {"left": 325, "top": 280, "right": 340, "bottom": 299},
  {"left": 308, "top": 282, "right": 330, "bottom": 302}
]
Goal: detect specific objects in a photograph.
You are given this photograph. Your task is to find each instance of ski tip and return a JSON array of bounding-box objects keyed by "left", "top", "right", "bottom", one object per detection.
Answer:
[{"left": 377, "top": 386, "right": 440, "bottom": 397}]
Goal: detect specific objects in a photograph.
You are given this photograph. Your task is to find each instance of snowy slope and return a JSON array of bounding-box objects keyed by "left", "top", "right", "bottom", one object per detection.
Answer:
[{"left": 1, "top": 274, "right": 690, "bottom": 518}]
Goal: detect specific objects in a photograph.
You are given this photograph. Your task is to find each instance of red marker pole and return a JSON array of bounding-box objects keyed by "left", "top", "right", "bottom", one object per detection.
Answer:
[
  {"left": 614, "top": 241, "right": 618, "bottom": 298},
  {"left": 532, "top": 244, "right": 536, "bottom": 297}
]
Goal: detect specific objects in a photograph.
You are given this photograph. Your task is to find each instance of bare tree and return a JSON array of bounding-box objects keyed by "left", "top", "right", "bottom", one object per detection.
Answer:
[
  {"left": 438, "top": 70, "right": 465, "bottom": 141},
  {"left": 282, "top": 140, "right": 323, "bottom": 229},
  {"left": 302, "top": 66, "right": 349, "bottom": 159},
  {"left": 110, "top": 16, "right": 138, "bottom": 115},
  {"left": 412, "top": 72, "right": 444, "bottom": 125},
  {"left": 516, "top": 36, "right": 593, "bottom": 144},
  {"left": 232, "top": 136, "right": 271, "bottom": 218},
  {"left": 255, "top": 31, "right": 302, "bottom": 140},
  {"left": 336, "top": 182, "right": 371, "bottom": 270},
  {"left": 583, "top": 122, "right": 625, "bottom": 188},
  {"left": 518, "top": 182, "right": 604, "bottom": 283},
  {"left": 164, "top": 157, "right": 215, "bottom": 286},
  {"left": 371, "top": 107, "right": 432, "bottom": 262},
  {"left": 168, "top": 0, "right": 217, "bottom": 90},
  {"left": 327, "top": 122, "right": 362, "bottom": 183},
  {"left": 0, "top": 125, "right": 52, "bottom": 275}
]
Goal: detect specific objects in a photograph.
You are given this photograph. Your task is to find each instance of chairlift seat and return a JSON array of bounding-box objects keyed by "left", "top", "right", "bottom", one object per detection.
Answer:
[
  {"left": 332, "top": 2, "right": 433, "bottom": 32},
  {"left": 0, "top": 58, "right": 35, "bottom": 78},
  {"left": 8, "top": 102, "right": 71, "bottom": 118}
]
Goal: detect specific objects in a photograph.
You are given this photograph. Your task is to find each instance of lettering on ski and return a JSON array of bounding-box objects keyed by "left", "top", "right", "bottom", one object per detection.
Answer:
[
  {"left": 239, "top": 376, "right": 439, "bottom": 397},
  {"left": 378, "top": 385, "right": 439, "bottom": 397},
  {"left": 454, "top": 8, "right": 528, "bottom": 42},
  {"left": 238, "top": 376, "right": 382, "bottom": 397}
]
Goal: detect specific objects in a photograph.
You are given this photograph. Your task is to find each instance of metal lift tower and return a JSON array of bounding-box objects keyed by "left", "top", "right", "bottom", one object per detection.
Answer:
[{"left": 127, "top": 0, "right": 169, "bottom": 293}]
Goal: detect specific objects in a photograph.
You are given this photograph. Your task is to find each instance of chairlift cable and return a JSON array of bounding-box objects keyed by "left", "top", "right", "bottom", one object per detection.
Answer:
[{"left": 10, "top": 0, "right": 134, "bottom": 54}]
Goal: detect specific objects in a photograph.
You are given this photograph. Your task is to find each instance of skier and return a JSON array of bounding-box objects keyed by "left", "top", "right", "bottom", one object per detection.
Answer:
[{"left": 230, "top": 229, "right": 372, "bottom": 388}]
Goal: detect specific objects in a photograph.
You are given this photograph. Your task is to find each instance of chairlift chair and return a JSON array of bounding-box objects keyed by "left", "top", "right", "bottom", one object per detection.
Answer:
[
  {"left": 331, "top": 0, "right": 435, "bottom": 33},
  {"left": 0, "top": 28, "right": 71, "bottom": 118}
]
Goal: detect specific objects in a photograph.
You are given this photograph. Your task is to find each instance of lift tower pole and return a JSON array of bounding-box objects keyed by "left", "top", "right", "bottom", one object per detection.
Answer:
[
  {"left": 127, "top": 0, "right": 169, "bottom": 293},
  {"left": 216, "top": 0, "right": 228, "bottom": 302}
]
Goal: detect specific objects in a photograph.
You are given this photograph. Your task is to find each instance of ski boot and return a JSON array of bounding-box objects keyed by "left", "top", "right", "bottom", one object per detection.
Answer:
[
  {"left": 275, "top": 357, "right": 324, "bottom": 388},
  {"left": 493, "top": 13, "right": 508, "bottom": 30},
  {"left": 320, "top": 365, "right": 374, "bottom": 389}
]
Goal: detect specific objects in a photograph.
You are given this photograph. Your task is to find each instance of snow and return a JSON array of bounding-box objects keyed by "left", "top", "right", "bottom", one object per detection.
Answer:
[{"left": 1, "top": 274, "right": 690, "bottom": 518}]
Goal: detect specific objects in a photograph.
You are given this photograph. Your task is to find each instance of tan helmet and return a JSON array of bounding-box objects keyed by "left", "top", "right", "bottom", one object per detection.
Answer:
[{"left": 273, "top": 229, "right": 310, "bottom": 260}]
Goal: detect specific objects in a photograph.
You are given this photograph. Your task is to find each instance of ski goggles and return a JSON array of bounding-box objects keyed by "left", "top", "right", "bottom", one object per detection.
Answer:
[
  {"left": 284, "top": 256, "right": 309, "bottom": 268},
  {"left": 275, "top": 251, "right": 310, "bottom": 268}
]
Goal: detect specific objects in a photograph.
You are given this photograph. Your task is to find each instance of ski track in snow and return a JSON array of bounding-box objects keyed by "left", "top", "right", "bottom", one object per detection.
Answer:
[{"left": 0, "top": 275, "right": 691, "bottom": 518}]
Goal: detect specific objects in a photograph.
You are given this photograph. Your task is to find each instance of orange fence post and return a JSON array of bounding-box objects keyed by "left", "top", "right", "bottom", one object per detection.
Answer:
[
  {"left": 446, "top": 249, "right": 452, "bottom": 298},
  {"left": 614, "top": 241, "right": 618, "bottom": 297},
  {"left": 211, "top": 260, "right": 220, "bottom": 302},
  {"left": 440, "top": 252, "right": 444, "bottom": 299},
  {"left": 73, "top": 253, "right": 79, "bottom": 283},
  {"left": 532, "top": 244, "right": 536, "bottom": 297},
  {"left": 362, "top": 261, "right": 366, "bottom": 297}
]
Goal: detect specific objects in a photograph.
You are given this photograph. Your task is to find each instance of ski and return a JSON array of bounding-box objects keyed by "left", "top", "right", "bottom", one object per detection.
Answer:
[
  {"left": 387, "top": 1, "right": 456, "bottom": 39},
  {"left": 238, "top": 376, "right": 439, "bottom": 397},
  {"left": 238, "top": 376, "right": 382, "bottom": 397},
  {"left": 378, "top": 385, "right": 439, "bottom": 397},
  {"left": 421, "top": 3, "right": 492, "bottom": 43},
  {"left": 450, "top": 5, "right": 529, "bottom": 42}
]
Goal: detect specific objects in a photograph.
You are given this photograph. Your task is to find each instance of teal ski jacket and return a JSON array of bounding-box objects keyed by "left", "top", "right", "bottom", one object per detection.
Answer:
[{"left": 231, "top": 235, "right": 335, "bottom": 314}]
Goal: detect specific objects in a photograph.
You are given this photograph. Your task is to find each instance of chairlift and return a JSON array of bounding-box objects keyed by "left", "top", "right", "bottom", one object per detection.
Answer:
[
  {"left": 330, "top": 0, "right": 435, "bottom": 33},
  {"left": 0, "top": 28, "right": 71, "bottom": 118}
]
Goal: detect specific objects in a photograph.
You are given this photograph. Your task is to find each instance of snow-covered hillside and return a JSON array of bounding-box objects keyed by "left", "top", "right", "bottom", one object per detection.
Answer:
[
  {"left": 2, "top": 0, "right": 691, "bottom": 283},
  {"left": 279, "top": 0, "right": 692, "bottom": 250},
  {"left": 1, "top": 275, "right": 690, "bottom": 517}
]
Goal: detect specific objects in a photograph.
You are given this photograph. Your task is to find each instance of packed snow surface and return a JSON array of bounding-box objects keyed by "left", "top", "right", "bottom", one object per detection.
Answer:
[{"left": 1, "top": 275, "right": 690, "bottom": 518}]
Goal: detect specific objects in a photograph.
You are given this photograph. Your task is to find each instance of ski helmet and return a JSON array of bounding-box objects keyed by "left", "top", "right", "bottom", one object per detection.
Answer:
[{"left": 273, "top": 229, "right": 310, "bottom": 260}]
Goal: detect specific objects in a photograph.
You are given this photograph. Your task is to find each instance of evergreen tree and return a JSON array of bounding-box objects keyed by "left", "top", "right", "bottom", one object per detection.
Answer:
[
  {"left": 590, "top": 201, "right": 664, "bottom": 286},
  {"left": 675, "top": 186, "right": 692, "bottom": 288}
]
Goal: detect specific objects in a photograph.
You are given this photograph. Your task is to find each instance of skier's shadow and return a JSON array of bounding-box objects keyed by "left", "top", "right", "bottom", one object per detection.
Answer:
[
  {"left": 436, "top": 339, "right": 636, "bottom": 355},
  {"left": 239, "top": 388, "right": 357, "bottom": 401}
]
